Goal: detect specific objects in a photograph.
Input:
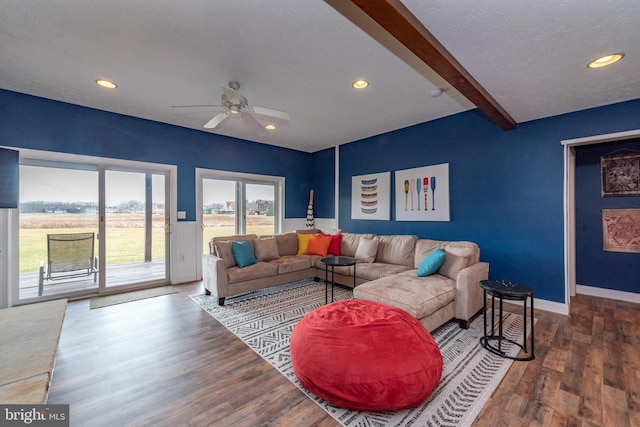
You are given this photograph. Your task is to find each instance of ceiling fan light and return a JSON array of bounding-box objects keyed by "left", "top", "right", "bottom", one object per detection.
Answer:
[
  {"left": 265, "top": 124, "right": 276, "bottom": 130},
  {"left": 588, "top": 53, "right": 624, "bottom": 69},
  {"left": 352, "top": 79, "right": 369, "bottom": 89},
  {"left": 229, "top": 105, "right": 240, "bottom": 114},
  {"left": 96, "top": 79, "right": 117, "bottom": 89}
]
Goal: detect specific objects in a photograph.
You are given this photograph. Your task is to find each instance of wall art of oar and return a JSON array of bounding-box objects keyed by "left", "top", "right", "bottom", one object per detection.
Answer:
[
  {"left": 423, "top": 177, "right": 429, "bottom": 210},
  {"left": 409, "top": 179, "right": 416, "bottom": 210},
  {"left": 416, "top": 178, "right": 421, "bottom": 211},
  {"left": 430, "top": 176, "right": 436, "bottom": 210},
  {"left": 404, "top": 180, "right": 409, "bottom": 211}
]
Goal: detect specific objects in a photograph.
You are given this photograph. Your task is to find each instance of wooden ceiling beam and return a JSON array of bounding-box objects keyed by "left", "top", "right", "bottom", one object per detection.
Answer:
[{"left": 348, "top": 0, "right": 517, "bottom": 130}]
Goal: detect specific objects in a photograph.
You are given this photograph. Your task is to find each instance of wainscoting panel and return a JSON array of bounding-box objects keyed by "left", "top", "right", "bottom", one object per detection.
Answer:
[{"left": 172, "top": 221, "right": 197, "bottom": 284}]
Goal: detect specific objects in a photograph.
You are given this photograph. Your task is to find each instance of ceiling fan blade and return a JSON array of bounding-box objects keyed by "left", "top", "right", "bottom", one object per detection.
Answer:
[
  {"left": 240, "top": 112, "right": 268, "bottom": 137},
  {"left": 222, "top": 85, "right": 241, "bottom": 105},
  {"left": 171, "top": 104, "right": 222, "bottom": 109},
  {"left": 204, "top": 112, "right": 229, "bottom": 129},
  {"left": 251, "top": 106, "right": 290, "bottom": 121}
]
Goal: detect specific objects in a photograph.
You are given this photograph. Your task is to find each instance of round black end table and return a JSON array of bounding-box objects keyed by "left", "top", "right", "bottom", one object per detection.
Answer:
[
  {"left": 320, "top": 256, "right": 357, "bottom": 303},
  {"left": 480, "top": 279, "right": 535, "bottom": 361}
]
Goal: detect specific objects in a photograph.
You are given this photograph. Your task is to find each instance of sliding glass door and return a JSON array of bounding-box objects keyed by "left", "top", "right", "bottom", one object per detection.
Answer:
[
  {"left": 18, "top": 160, "right": 171, "bottom": 301},
  {"left": 19, "top": 164, "right": 99, "bottom": 299},
  {"left": 103, "top": 170, "right": 168, "bottom": 289},
  {"left": 245, "top": 183, "right": 276, "bottom": 236},
  {"left": 200, "top": 171, "right": 282, "bottom": 254}
]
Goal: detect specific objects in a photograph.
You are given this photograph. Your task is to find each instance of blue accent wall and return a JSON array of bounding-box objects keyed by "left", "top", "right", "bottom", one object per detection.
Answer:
[
  {"left": 0, "top": 89, "right": 312, "bottom": 221},
  {"left": 311, "top": 147, "right": 335, "bottom": 218},
  {"left": 4, "top": 87, "right": 640, "bottom": 304},
  {"left": 337, "top": 100, "right": 640, "bottom": 303},
  {"left": 575, "top": 139, "right": 640, "bottom": 293}
]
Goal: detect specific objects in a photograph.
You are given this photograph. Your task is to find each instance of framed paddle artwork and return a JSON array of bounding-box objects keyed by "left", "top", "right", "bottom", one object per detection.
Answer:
[{"left": 395, "top": 163, "right": 450, "bottom": 221}]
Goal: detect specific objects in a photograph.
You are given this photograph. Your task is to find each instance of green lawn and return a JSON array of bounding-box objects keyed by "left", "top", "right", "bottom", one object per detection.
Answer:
[
  {"left": 20, "top": 212, "right": 275, "bottom": 273},
  {"left": 20, "top": 228, "right": 166, "bottom": 274}
]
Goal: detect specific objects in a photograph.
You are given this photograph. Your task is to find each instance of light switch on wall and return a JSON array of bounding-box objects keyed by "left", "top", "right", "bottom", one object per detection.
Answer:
[{"left": 177, "top": 211, "right": 186, "bottom": 219}]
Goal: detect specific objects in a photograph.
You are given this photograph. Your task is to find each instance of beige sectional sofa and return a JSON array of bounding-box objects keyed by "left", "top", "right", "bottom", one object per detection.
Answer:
[{"left": 202, "top": 230, "right": 489, "bottom": 330}]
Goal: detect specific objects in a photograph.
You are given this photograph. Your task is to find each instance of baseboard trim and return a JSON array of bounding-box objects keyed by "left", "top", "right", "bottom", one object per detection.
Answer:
[
  {"left": 502, "top": 296, "right": 569, "bottom": 316},
  {"left": 576, "top": 284, "right": 640, "bottom": 304},
  {"left": 534, "top": 298, "right": 569, "bottom": 316}
]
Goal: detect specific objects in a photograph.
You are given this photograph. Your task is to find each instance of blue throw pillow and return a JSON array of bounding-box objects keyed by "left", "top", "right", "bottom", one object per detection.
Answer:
[
  {"left": 231, "top": 240, "right": 257, "bottom": 268},
  {"left": 417, "top": 248, "right": 446, "bottom": 277}
]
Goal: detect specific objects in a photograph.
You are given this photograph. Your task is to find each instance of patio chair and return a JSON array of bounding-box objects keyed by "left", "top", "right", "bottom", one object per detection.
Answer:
[{"left": 38, "top": 232, "right": 98, "bottom": 296}]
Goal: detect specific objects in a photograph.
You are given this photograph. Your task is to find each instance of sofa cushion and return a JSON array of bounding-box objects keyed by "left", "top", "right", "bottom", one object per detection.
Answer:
[
  {"left": 321, "top": 228, "right": 342, "bottom": 235},
  {"left": 417, "top": 249, "right": 446, "bottom": 277},
  {"left": 227, "top": 262, "right": 278, "bottom": 283},
  {"left": 306, "top": 234, "right": 332, "bottom": 257},
  {"left": 414, "top": 240, "right": 479, "bottom": 270},
  {"left": 296, "top": 228, "right": 322, "bottom": 235},
  {"left": 374, "top": 235, "right": 417, "bottom": 267},
  {"left": 355, "top": 263, "right": 413, "bottom": 281},
  {"left": 276, "top": 232, "right": 298, "bottom": 256},
  {"left": 254, "top": 237, "right": 280, "bottom": 262},
  {"left": 269, "top": 256, "right": 312, "bottom": 274},
  {"left": 355, "top": 238, "right": 379, "bottom": 263},
  {"left": 353, "top": 271, "right": 456, "bottom": 319},
  {"left": 438, "top": 247, "right": 473, "bottom": 281},
  {"left": 214, "top": 240, "right": 236, "bottom": 268},
  {"left": 232, "top": 240, "right": 257, "bottom": 268},
  {"left": 213, "top": 234, "right": 258, "bottom": 267},
  {"left": 341, "top": 233, "right": 375, "bottom": 257}
]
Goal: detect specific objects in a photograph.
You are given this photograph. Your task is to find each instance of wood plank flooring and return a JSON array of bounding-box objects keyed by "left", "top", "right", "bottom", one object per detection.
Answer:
[{"left": 46, "top": 283, "right": 640, "bottom": 426}]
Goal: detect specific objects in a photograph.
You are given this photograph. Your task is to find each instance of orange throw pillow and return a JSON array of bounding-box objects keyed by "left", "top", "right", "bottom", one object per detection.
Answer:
[{"left": 306, "top": 234, "right": 332, "bottom": 257}]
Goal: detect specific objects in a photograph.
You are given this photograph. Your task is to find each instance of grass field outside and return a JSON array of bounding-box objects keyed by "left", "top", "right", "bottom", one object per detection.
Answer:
[
  {"left": 20, "top": 212, "right": 275, "bottom": 273},
  {"left": 20, "top": 213, "right": 166, "bottom": 274}
]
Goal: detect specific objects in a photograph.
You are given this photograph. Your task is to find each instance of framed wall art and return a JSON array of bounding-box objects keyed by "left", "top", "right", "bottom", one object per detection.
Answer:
[
  {"left": 602, "top": 208, "right": 640, "bottom": 253},
  {"left": 351, "top": 172, "right": 390, "bottom": 220},
  {"left": 601, "top": 152, "right": 640, "bottom": 197},
  {"left": 395, "top": 163, "right": 450, "bottom": 221}
]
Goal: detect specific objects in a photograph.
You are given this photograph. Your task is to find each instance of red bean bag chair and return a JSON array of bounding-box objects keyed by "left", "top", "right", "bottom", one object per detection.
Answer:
[{"left": 290, "top": 299, "right": 443, "bottom": 411}]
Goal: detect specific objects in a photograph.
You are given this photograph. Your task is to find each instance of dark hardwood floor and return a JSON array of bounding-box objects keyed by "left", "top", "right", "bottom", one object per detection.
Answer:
[{"left": 47, "top": 283, "right": 640, "bottom": 427}]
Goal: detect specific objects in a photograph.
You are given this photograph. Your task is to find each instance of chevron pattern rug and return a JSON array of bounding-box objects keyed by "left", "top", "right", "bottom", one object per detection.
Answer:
[{"left": 191, "top": 279, "right": 529, "bottom": 427}]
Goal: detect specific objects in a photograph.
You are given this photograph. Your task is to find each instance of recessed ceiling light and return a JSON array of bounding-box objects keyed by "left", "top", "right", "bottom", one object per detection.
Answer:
[
  {"left": 265, "top": 124, "right": 276, "bottom": 130},
  {"left": 96, "top": 79, "right": 117, "bottom": 89},
  {"left": 352, "top": 80, "right": 369, "bottom": 89},
  {"left": 588, "top": 53, "right": 624, "bottom": 69}
]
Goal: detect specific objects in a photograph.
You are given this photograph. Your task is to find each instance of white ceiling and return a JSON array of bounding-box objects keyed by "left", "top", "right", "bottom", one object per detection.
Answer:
[{"left": 1, "top": 1, "right": 638, "bottom": 153}]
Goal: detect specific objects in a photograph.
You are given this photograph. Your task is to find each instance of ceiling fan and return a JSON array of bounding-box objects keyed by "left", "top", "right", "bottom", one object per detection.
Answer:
[{"left": 172, "top": 81, "right": 290, "bottom": 137}]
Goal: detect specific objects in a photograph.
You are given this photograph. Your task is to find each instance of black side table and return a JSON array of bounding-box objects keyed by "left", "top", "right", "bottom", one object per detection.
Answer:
[
  {"left": 479, "top": 279, "right": 535, "bottom": 361},
  {"left": 320, "top": 256, "right": 357, "bottom": 303}
]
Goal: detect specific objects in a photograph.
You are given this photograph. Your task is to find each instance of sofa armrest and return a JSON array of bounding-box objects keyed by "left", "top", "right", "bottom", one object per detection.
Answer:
[
  {"left": 454, "top": 262, "right": 489, "bottom": 322},
  {"left": 202, "top": 254, "right": 229, "bottom": 299}
]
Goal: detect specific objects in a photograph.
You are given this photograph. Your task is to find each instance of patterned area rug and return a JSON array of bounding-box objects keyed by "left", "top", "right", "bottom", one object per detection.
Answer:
[{"left": 190, "top": 279, "right": 529, "bottom": 427}]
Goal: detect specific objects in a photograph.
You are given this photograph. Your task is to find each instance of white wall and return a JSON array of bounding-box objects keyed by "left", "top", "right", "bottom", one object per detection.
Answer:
[{"left": 171, "top": 221, "right": 198, "bottom": 284}]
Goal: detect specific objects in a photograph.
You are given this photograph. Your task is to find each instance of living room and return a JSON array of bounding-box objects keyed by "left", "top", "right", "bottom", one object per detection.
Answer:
[{"left": 2, "top": 1, "right": 640, "bottom": 426}]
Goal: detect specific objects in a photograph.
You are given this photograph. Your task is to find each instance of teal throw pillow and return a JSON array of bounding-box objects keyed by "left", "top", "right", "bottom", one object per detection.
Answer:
[
  {"left": 417, "top": 248, "right": 446, "bottom": 277},
  {"left": 231, "top": 240, "right": 257, "bottom": 268}
]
